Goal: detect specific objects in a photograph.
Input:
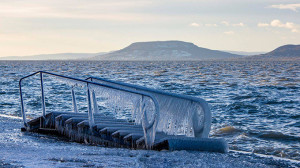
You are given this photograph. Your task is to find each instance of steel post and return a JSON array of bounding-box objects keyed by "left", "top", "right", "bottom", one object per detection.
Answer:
[
  {"left": 87, "top": 84, "right": 95, "bottom": 129},
  {"left": 40, "top": 72, "right": 46, "bottom": 118}
]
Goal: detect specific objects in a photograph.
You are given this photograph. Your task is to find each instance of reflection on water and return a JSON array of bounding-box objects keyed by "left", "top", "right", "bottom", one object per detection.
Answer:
[{"left": 0, "top": 60, "right": 299, "bottom": 160}]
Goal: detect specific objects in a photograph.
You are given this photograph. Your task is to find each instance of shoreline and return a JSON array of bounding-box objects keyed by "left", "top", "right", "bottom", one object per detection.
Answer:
[{"left": 0, "top": 115, "right": 299, "bottom": 168}]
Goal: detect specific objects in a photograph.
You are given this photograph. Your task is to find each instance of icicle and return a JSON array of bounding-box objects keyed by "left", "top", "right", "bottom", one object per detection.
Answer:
[
  {"left": 71, "top": 88, "right": 78, "bottom": 113},
  {"left": 92, "top": 90, "right": 99, "bottom": 114}
]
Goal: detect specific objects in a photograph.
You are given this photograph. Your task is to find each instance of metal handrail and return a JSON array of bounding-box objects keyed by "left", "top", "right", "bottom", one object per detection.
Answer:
[
  {"left": 19, "top": 71, "right": 160, "bottom": 148},
  {"left": 86, "top": 76, "right": 210, "bottom": 104},
  {"left": 86, "top": 76, "right": 212, "bottom": 138}
]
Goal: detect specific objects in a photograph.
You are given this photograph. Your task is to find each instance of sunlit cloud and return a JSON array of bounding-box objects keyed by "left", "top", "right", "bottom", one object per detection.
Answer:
[
  {"left": 269, "top": 3, "right": 300, "bottom": 12},
  {"left": 224, "top": 31, "right": 234, "bottom": 35},
  {"left": 257, "top": 20, "right": 299, "bottom": 33},
  {"left": 190, "top": 22, "right": 200, "bottom": 27},
  {"left": 271, "top": 20, "right": 299, "bottom": 33},
  {"left": 257, "top": 23, "right": 269, "bottom": 27}
]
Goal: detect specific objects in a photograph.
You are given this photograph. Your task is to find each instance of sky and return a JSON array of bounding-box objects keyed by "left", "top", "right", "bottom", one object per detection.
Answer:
[{"left": 0, "top": 0, "right": 300, "bottom": 57}]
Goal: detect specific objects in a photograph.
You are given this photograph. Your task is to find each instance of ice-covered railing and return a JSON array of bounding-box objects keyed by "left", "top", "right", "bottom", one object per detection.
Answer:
[
  {"left": 87, "top": 77, "right": 211, "bottom": 138},
  {"left": 19, "top": 71, "right": 159, "bottom": 149}
]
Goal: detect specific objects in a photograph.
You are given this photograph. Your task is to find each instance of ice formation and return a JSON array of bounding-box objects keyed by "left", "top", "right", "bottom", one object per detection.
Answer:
[
  {"left": 20, "top": 72, "right": 211, "bottom": 148},
  {"left": 90, "top": 77, "right": 211, "bottom": 138},
  {"left": 88, "top": 83, "right": 159, "bottom": 148}
]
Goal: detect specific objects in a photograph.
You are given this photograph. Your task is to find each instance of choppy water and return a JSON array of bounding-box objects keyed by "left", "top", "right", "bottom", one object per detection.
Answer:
[{"left": 0, "top": 60, "right": 299, "bottom": 162}]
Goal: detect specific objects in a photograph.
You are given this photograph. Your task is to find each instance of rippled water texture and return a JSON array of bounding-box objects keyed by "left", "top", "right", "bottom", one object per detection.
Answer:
[{"left": 0, "top": 60, "right": 299, "bottom": 161}]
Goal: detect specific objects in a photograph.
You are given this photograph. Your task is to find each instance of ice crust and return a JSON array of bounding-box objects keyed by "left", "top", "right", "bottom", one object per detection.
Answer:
[{"left": 91, "top": 78, "right": 211, "bottom": 138}]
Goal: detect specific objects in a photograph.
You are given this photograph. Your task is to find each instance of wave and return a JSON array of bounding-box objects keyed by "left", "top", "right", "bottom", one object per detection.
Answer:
[
  {"left": 0, "top": 114, "right": 22, "bottom": 120},
  {"left": 252, "top": 147, "right": 300, "bottom": 161},
  {"left": 262, "top": 100, "right": 298, "bottom": 105},
  {"left": 255, "top": 131, "right": 300, "bottom": 142},
  {"left": 213, "top": 126, "right": 242, "bottom": 135},
  {"left": 213, "top": 126, "right": 300, "bottom": 142}
]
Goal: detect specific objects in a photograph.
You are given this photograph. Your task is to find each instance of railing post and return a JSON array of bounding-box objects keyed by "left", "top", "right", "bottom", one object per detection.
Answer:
[
  {"left": 71, "top": 88, "right": 78, "bottom": 113},
  {"left": 19, "top": 81, "right": 28, "bottom": 128},
  {"left": 87, "top": 84, "right": 95, "bottom": 130},
  {"left": 40, "top": 72, "right": 46, "bottom": 118}
]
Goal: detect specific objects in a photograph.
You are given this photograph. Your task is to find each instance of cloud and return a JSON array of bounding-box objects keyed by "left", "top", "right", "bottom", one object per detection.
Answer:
[
  {"left": 221, "top": 21, "right": 244, "bottom": 27},
  {"left": 269, "top": 3, "right": 300, "bottom": 12},
  {"left": 221, "top": 21, "right": 229, "bottom": 26},
  {"left": 0, "top": 1, "right": 153, "bottom": 21},
  {"left": 257, "top": 23, "right": 269, "bottom": 27},
  {"left": 224, "top": 31, "right": 234, "bottom": 35},
  {"left": 257, "top": 19, "right": 299, "bottom": 33},
  {"left": 190, "top": 22, "right": 200, "bottom": 27},
  {"left": 232, "top": 23, "right": 244, "bottom": 27},
  {"left": 271, "top": 19, "right": 298, "bottom": 31},
  {"left": 192, "top": 21, "right": 244, "bottom": 28},
  {"left": 189, "top": 22, "right": 218, "bottom": 27},
  {"left": 205, "top": 23, "right": 218, "bottom": 27}
]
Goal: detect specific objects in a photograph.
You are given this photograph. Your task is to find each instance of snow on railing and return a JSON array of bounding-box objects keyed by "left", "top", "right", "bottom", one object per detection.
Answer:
[
  {"left": 19, "top": 71, "right": 159, "bottom": 149},
  {"left": 87, "top": 77, "right": 211, "bottom": 138}
]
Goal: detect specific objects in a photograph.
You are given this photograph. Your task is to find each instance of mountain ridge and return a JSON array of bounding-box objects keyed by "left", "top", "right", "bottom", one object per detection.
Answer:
[
  {"left": 0, "top": 41, "right": 299, "bottom": 61},
  {"left": 246, "top": 44, "right": 300, "bottom": 60},
  {"left": 91, "top": 41, "right": 242, "bottom": 60}
]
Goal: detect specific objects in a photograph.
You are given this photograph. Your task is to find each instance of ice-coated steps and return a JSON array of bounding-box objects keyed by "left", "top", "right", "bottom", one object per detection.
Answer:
[{"left": 23, "top": 111, "right": 228, "bottom": 152}]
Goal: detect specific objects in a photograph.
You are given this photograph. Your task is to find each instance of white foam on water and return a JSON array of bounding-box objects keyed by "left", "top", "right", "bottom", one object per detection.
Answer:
[{"left": 0, "top": 114, "right": 23, "bottom": 120}]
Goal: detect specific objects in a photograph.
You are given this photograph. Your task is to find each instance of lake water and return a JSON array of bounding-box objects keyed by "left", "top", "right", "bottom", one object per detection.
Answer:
[{"left": 0, "top": 60, "right": 299, "bottom": 167}]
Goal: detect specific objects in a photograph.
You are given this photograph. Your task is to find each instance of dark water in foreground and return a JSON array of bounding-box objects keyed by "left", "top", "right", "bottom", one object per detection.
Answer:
[{"left": 0, "top": 60, "right": 299, "bottom": 162}]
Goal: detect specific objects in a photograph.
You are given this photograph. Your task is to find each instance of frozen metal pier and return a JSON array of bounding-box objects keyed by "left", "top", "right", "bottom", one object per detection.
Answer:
[{"left": 19, "top": 71, "right": 227, "bottom": 152}]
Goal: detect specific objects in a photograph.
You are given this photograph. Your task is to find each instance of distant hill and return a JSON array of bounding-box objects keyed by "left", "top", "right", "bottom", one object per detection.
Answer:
[
  {"left": 91, "top": 41, "right": 242, "bottom": 61},
  {"left": 0, "top": 52, "right": 105, "bottom": 60},
  {"left": 247, "top": 44, "right": 300, "bottom": 60}
]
